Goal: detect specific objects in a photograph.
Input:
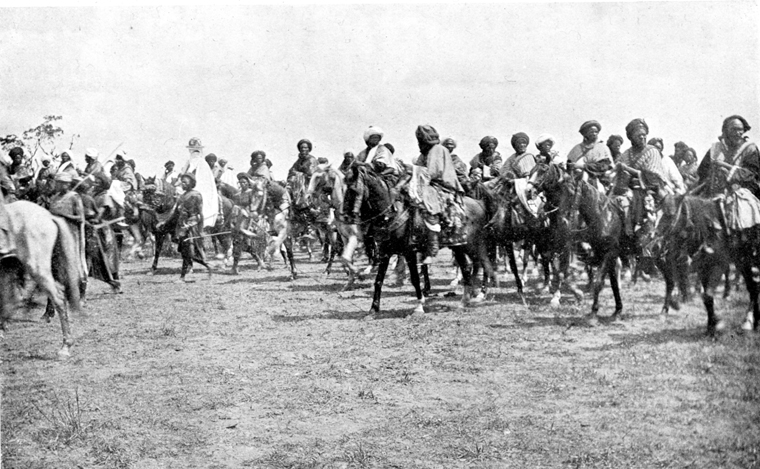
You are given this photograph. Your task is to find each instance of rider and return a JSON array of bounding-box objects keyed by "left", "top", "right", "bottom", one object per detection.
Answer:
[
  {"left": 288, "top": 139, "right": 318, "bottom": 181},
  {"left": 697, "top": 115, "right": 760, "bottom": 236},
  {"left": 535, "top": 134, "right": 561, "bottom": 165},
  {"left": 80, "top": 148, "right": 105, "bottom": 182},
  {"left": 567, "top": 120, "right": 613, "bottom": 190},
  {"left": 500, "top": 133, "right": 540, "bottom": 223},
  {"left": 248, "top": 150, "right": 272, "bottom": 181},
  {"left": 250, "top": 173, "right": 291, "bottom": 268},
  {"left": 470, "top": 136, "right": 502, "bottom": 181},
  {"left": 338, "top": 149, "right": 356, "bottom": 177},
  {"left": 442, "top": 137, "right": 470, "bottom": 193},
  {"left": 413, "top": 124, "right": 465, "bottom": 265}
]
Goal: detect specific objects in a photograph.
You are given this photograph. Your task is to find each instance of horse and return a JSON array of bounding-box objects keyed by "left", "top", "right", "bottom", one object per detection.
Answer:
[
  {"left": 655, "top": 194, "right": 759, "bottom": 335},
  {"left": 288, "top": 172, "right": 338, "bottom": 262},
  {"left": 345, "top": 164, "right": 494, "bottom": 315},
  {"left": 0, "top": 201, "right": 82, "bottom": 357},
  {"left": 529, "top": 163, "right": 630, "bottom": 323},
  {"left": 138, "top": 178, "right": 180, "bottom": 274},
  {"left": 209, "top": 193, "right": 236, "bottom": 266}
]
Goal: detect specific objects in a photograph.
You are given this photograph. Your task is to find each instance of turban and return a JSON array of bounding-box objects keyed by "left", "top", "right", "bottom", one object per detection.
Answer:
[
  {"left": 115, "top": 154, "right": 125, "bottom": 161},
  {"left": 92, "top": 171, "right": 111, "bottom": 188},
  {"left": 384, "top": 143, "right": 395, "bottom": 154},
  {"left": 317, "top": 157, "right": 329, "bottom": 164},
  {"left": 535, "top": 134, "right": 555, "bottom": 148},
  {"left": 297, "top": 139, "right": 313, "bottom": 152},
  {"left": 251, "top": 150, "right": 266, "bottom": 160},
  {"left": 180, "top": 173, "right": 197, "bottom": 188},
  {"left": 625, "top": 118, "right": 649, "bottom": 139},
  {"left": 511, "top": 132, "right": 530, "bottom": 149},
  {"left": 218, "top": 159, "right": 228, "bottom": 167},
  {"left": 722, "top": 115, "right": 751, "bottom": 134},
  {"left": 127, "top": 159, "right": 136, "bottom": 169},
  {"left": 647, "top": 138, "right": 663, "bottom": 149},
  {"left": 60, "top": 151, "right": 70, "bottom": 159},
  {"left": 479, "top": 136, "right": 498, "bottom": 150},
  {"left": 343, "top": 149, "right": 354, "bottom": 157},
  {"left": 55, "top": 172, "right": 73, "bottom": 183},
  {"left": 363, "top": 126, "right": 384, "bottom": 143},
  {"left": 442, "top": 137, "right": 457, "bottom": 149},
  {"left": 165, "top": 160, "right": 175, "bottom": 167},
  {"left": 415, "top": 125, "right": 440, "bottom": 146},
  {"left": 9, "top": 147, "right": 24, "bottom": 158},
  {"left": 41, "top": 154, "right": 52, "bottom": 163},
  {"left": 237, "top": 172, "right": 254, "bottom": 182},
  {"left": 205, "top": 153, "right": 218, "bottom": 164},
  {"left": 674, "top": 141, "right": 688, "bottom": 149},
  {"left": 85, "top": 148, "right": 99, "bottom": 159},
  {"left": 579, "top": 120, "right": 601, "bottom": 135}
]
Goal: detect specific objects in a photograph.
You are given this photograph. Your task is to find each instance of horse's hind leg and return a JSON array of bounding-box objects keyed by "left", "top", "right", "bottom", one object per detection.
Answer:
[
  {"left": 368, "top": 254, "right": 392, "bottom": 316},
  {"left": 739, "top": 260, "right": 760, "bottom": 331},
  {"left": 610, "top": 257, "right": 623, "bottom": 318},
  {"left": 453, "top": 248, "right": 473, "bottom": 308},
  {"left": 702, "top": 264, "right": 726, "bottom": 336},
  {"left": 35, "top": 274, "right": 74, "bottom": 357},
  {"left": 403, "top": 251, "right": 425, "bottom": 315}
]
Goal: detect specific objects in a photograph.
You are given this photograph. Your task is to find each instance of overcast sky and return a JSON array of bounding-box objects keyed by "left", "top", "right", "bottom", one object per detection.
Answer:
[{"left": 1, "top": 2, "right": 758, "bottom": 180}]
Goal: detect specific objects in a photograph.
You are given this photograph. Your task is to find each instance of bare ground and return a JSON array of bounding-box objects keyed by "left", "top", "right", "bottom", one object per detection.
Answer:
[{"left": 2, "top": 249, "right": 760, "bottom": 469}]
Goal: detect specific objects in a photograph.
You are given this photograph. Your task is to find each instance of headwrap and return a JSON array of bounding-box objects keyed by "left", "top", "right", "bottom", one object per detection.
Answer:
[
  {"left": 674, "top": 141, "right": 688, "bottom": 149},
  {"left": 442, "top": 137, "right": 457, "bottom": 149},
  {"left": 343, "top": 149, "right": 354, "bottom": 158},
  {"left": 479, "top": 136, "right": 498, "bottom": 150},
  {"left": 384, "top": 143, "right": 395, "bottom": 154},
  {"left": 606, "top": 135, "right": 624, "bottom": 146},
  {"left": 722, "top": 115, "right": 751, "bottom": 134},
  {"left": 9, "top": 147, "right": 24, "bottom": 158},
  {"left": 363, "top": 126, "right": 384, "bottom": 143},
  {"left": 237, "top": 172, "right": 254, "bottom": 182},
  {"left": 127, "top": 159, "right": 136, "bottom": 169},
  {"left": 297, "top": 139, "right": 313, "bottom": 152},
  {"left": 535, "top": 134, "right": 555, "bottom": 148},
  {"left": 115, "top": 154, "right": 125, "bottom": 161},
  {"left": 180, "top": 172, "right": 197, "bottom": 188},
  {"left": 510, "top": 132, "right": 530, "bottom": 149},
  {"left": 41, "top": 154, "right": 52, "bottom": 163},
  {"left": 647, "top": 137, "right": 663, "bottom": 148},
  {"left": 60, "top": 151, "right": 71, "bottom": 160},
  {"left": 625, "top": 118, "right": 649, "bottom": 139},
  {"left": 579, "top": 120, "right": 601, "bottom": 135},
  {"left": 218, "top": 159, "right": 228, "bottom": 167},
  {"left": 205, "top": 153, "right": 218, "bottom": 164},
  {"left": 165, "top": 160, "right": 174, "bottom": 168},
  {"left": 251, "top": 150, "right": 266, "bottom": 160},
  {"left": 415, "top": 125, "right": 440, "bottom": 146},
  {"left": 55, "top": 172, "right": 73, "bottom": 183},
  {"left": 317, "top": 157, "right": 329, "bottom": 164},
  {"left": 85, "top": 148, "right": 99, "bottom": 159}
]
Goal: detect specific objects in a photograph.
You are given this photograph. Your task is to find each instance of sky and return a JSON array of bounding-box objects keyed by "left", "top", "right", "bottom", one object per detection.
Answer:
[{"left": 1, "top": 2, "right": 759, "bottom": 180}]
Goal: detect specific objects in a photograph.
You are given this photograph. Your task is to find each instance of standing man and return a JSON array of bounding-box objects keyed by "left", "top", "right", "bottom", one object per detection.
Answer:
[
  {"left": 174, "top": 173, "right": 212, "bottom": 282},
  {"left": 177, "top": 138, "right": 219, "bottom": 229}
]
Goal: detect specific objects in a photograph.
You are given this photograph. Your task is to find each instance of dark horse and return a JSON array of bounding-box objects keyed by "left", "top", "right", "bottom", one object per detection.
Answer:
[
  {"left": 655, "top": 194, "right": 759, "bottom": 335},
  {"left": 347, "top": 164, "right": 494, "bottom": 315},
  {"left": 139, "top": 178, "right": 179, "bottom": 273},
  {"left": 530, "top": 163, "right": 632, "bottom": 323}
]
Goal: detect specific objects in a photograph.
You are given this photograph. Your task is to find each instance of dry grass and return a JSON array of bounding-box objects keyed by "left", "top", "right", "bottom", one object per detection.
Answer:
[{"left": 2, "top": 251, "right": 760, "bottom": 468}]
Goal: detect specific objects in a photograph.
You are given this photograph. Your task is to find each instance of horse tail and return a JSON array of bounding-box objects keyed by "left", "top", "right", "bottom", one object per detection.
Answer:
[{"left": 51, "top": 217, "right": 83, "bottom": 314}]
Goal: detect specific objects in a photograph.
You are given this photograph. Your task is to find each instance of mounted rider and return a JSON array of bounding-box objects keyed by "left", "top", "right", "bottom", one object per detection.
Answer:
[
  {"left": 498, "top": 132, "right": 541, "bottom": 225},
  {"left": 248, "top": 150, "right": 272, "bottom": 181},
  {"left": 612, "top": 118, "right": 671, "bottom": 238},
  {"left": 470, "top": 136, "right": 502, "bottom": 181},
  {"left": 696, "top": 115, "right": 760, "bottom": 240},
  {"left": 411, "top": 124, "right": 465, "bottom": 265},
  {"left": 356, "top": 126, "right": 405, "bottom": 187},
  {"left": 288, "top": 139, "right": 318, "bottom": 181},
  {"left": 567, "top": 120, "right": 613, "bottom": 190}
]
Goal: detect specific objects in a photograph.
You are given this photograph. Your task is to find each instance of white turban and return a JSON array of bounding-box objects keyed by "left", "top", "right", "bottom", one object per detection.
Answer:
[
  {"left": 535, "top": 134, "right": 555, "bottom": 148},
  {"left": 85, "top": 147, "right": 99, "bottom": 159},
  {"left": 363, "top": 126, "right": 384, "bottom": 143}
]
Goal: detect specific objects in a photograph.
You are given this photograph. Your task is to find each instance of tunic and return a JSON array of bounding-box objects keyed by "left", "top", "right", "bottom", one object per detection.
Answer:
[
  {"left": 501, "top": 152, "right": 538, "bottom": 179},
  {"left": 469, "top": 152, "right": 503, "bottom": 180},
  {"left": 175, "top": 189, "right": 205, "bottom": 262},
  {"left": 287, "top": 154, "right": 318, "bottom": 180},
  {"left": 567, "top": 141, "right": 612, "bottom": 165}
]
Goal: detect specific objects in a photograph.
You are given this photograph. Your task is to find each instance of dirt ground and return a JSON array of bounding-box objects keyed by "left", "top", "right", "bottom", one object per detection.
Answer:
[{"left": 2, "top": 247, "right": 760, "bottom": 469}]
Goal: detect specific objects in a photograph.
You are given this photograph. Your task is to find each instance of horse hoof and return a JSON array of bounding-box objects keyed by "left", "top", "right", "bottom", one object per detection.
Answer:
[
  {"left": 57, "top": 347, "right": 71, "bottom": 359},
  {"left": 413, "top": 304, "right": 425, "bottom": 315},
  {"left": 470, "top": 293, "right": 485, "bottom": 304},
  {"left": 612, "top": 310, "right": 623, "bottom": 320},
  {"left": 550, "top": 298, "right": 561, "bottom": 308},
  {"left": 586, "top": 315, "right": 598, "bottom": 327},
  {"left": 362, "top": 314, "right": 375, "bottom": 321}
]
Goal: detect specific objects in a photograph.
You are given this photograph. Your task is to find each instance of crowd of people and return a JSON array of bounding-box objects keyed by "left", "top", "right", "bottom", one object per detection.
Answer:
[{"left": 0, "top": 114, "right": 758, "bottom": 296}]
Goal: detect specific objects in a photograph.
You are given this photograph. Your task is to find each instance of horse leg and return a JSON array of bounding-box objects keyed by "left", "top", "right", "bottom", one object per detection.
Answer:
[
  {"left": 394, "top": 255, "right": 407, "bottom": 287},
  {"left": 702, "top": 263, "right": 726, "bottom": 336},
  {"left": 285, "top": 237, "right": 297, "bottom": 280},
  {"left": 33, "top": 271, "right": 74, "bottom": 357},
  {"left": 657, "top": 255, "right": 677, "bottom": 316},
  {"left": 128, "top": 223, "right": 144, "bottom": 260},
  {"left": 588, "top": 255, "right": 612, "bottom": 326},
  {"left": 610, "top": 257, "right": 623, "bottom": 318},
  {"left": 453, "top": 248, "right": 473, "bottom": 308},
  {"left": 403, "top": 251, "right": 425, "bottom": 315},
  {"left": 150, "top": 230, "right": 165, "bottom": 274},
  {"left": 368, "top": 254, "right": 392, "bottom": 315},
  {"left": 739, "top": 259, "right": 760, "bottom": 331},
  {"left": 421, "top": 262, "right": 431, "bottom": 297},
  {"left": 723, "top": 265, "right": 732, "bottom": 299},
  {"left": 506, "top": 243, "right": 524, "bottom": 298}
]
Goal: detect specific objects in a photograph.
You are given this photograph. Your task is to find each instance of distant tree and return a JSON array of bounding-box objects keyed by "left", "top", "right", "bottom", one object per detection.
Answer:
[{"left": 2, "top": 115, "right": 77, "bottom": 168}]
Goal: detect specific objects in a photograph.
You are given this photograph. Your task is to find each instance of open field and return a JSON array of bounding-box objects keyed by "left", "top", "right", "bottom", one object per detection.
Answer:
[{"left": 2, "top": 250, "right": 760, "bottom": 468}]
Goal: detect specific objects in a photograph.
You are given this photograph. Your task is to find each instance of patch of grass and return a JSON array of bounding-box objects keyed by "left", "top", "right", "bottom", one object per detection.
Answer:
[
  {"left": 344, "top": 442, "right": 372, "bottom": 468},
  {"left": 31, "top": 388, "right": 90, "bottom": 447},
  {"left": 89, "top": 434, "right": 134, "bottom": 469}
]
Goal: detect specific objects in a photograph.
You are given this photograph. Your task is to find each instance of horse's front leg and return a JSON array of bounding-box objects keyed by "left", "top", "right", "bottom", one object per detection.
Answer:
[
  {"left": 368, "top": 254, "right": 392, "bottom": 315},
  {"left": 656, "top": 254, "right": 676, "bottom": 316},
  {"left": 421, "top": 262, "right": 431, "bottom": 297},
  {"left": 403, "top": 251, "right": 425, "bottom": 314},
  {"left": 609, "top": 256, "right": 623, "bottom": 318},
  {"left": 588, "top": 254, "right": 612, "bottom": 326},
  {"left": 453, "top": 248, "right": 473, "bottom": 308},
  {"left": 739, "top": 259, "right": 760, "bottom": 331},
  {"left": 506, "top": 243, "right": 524, "bottom": 297},
  {"left": 150, "top": 230, "right": 165, "bottom": 274},
  {"left": 702, "top": 262, "right": 726, "bottom": 336}
]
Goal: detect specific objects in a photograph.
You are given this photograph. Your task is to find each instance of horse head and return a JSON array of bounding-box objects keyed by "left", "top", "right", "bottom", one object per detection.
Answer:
[
  {"left": 287, "top": 172, "right": 309, "bottom": 210},
  {"left": 305, "top": 164, "right": 330, "bottom": 205}
]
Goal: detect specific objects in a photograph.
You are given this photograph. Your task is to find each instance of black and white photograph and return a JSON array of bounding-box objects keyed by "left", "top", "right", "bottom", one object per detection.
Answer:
[{"left": 1, "top": 2, "right": 759, "bottom": 467}]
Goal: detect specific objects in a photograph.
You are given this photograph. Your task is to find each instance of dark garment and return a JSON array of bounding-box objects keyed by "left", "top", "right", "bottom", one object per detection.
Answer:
[
  {"left": 469, "top": 152, "right": 503, "bottom": 180},
  {"left": 287, "top": 154, "right": 318, "bottom": 180},
  {"left": 698, "top": 140, "right": 760, "bottom": 199},
  {"left": 175, "top": 189, "right": 206, "bottom": 276},
  {"left": 83, "top": 192, "right": 120, "bottom": 288}
]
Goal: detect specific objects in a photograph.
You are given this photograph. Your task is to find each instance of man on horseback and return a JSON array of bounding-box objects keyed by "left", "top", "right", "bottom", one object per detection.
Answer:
[
  {"left": 412, "top": 124, "right": 465, "bottom": 265},
  {"left": 288, "top": 139, "right": 318, "bottom": 181},
  {"left": 696, "top": 115, "right": 760, "bottom": 242},
  {"left": 470, "top": 136, "right": 502, "bottom": 181},
  {"left": 338, "top": 150, "right": 356, "bottom": 177},
  {"left": 248, "top": 151, "right": 272, "bottom": 180},
  {"left": 356, "top": 126, "right": 404, "bottom": 187},
  {"left": 567, "top": 120, "right": 613, "bottom": 189}
]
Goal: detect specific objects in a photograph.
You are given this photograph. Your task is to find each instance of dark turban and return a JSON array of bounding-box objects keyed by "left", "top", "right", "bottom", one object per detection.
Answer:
[
  {"left": 674, "top": 141, "right": 688, "bottom": 149},
  {"left": 92, "top": 171, "right": 111, "bottom": 189},
  {"left": 579, "top": 120, "right": 601, "bottom": 135},
  {"left": 415, "top": 125, "right": 440, "bottom": 146},
  {"left": 180, "top": 173, "right": 197, "bottom": 188},
  {"left": 511, "top": 132, "right": 530, "bottom": 149},
  {"left": 625, "top": 119, "right": 649, "bottom": 139},
  {"left": 479, "top": 136, "right": 498, "bottom": 150},
  {"left": 606, "top": 135, "right": 624, "bottom": 147},
  {"left": 317, "top": 157, "right": 329, "bottom": 164},
  {"left": 384, "top": 143, "right": 395, "bottom": 154},
  {"left": 9, "top": 147, "right": 24, "bottom": 158},
  {"left": 165, "top": 160, "right": 175, "bottom": 168},
  {"left": 722, "top": 115, "right": 751, "bottom": 135},
  {"left": 251, "top": 150, "right": 266, "bottom": 160},
  {"left": 297, "top": 139, "right": 313, "bottom": 152},
  {"left": 205, "top": 153, "right": 217, "bottom": 164},
  {"left": 127, "top": 159, "right": 136, "bottom": 169},
  {"left": 442, "top": 137, "right": 457, "bottom": 149}
]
